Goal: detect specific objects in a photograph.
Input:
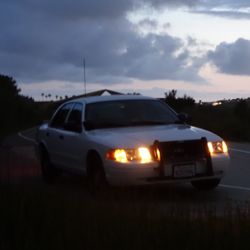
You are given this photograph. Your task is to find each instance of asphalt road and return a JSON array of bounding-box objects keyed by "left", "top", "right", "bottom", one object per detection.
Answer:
[
  {"left": 2, "top": 128, "right": 250, "bottom": 210},
  {"left": 218, "top": 142, "right": 250, "bottom": 203}
]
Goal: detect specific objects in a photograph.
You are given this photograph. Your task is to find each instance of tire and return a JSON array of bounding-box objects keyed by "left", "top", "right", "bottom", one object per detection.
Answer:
[
  {"left": 191, "top": 178, "right": 221, "bottom": 190},
  {"left": 40, "top": 148, "right": 59, "bottom": 183},
  {"left": 87, "top": 153, "right": 108, "bottom": 192}
]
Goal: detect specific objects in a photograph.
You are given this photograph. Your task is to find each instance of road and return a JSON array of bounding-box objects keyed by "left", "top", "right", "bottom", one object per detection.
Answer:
[
  {"left": 1, "top": 128, "right": 250, "bottom": 210},
  {"left": 0, "top": 128, "right": 41, "bottom": 183},
  {"left": 218, "top": 142, "right": 250, "bottom": 204}
]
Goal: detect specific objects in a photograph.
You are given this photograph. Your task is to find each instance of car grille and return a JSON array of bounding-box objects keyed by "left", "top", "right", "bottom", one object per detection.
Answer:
[
  {"left": 151, "top": 137, "right": 214, "bottom": 179},
  {"left": 157, "top": 138, "right": 208, "bottom": 163}
]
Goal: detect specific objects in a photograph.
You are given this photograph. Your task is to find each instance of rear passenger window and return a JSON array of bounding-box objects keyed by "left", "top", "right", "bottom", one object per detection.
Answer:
[{"left": 50, "top": 103, "right": 73, "bottom": 128}]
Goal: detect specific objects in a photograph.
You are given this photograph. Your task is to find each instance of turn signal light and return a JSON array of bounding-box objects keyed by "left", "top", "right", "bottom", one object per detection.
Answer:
[{"left": 207, "top": 141, "right": 228, "bottom": 154}]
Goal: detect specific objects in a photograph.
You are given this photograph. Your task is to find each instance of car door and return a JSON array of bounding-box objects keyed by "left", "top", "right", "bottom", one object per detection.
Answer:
[
  {"left": 57, "top": 102, "right": 87, "bottom": 171},
  {"left": 46, "top": 102, "right": 74, "bottom": 166}
]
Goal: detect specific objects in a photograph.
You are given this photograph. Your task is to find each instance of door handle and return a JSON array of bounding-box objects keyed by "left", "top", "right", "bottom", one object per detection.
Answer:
[{"left": 59, "top": 135, "right": 64, "bottom": 140}]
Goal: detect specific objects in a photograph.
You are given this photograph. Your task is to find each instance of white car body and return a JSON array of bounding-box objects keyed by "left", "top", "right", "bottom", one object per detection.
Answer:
[{"left": 37, "top": 95, "right": 230, "bottom": 188}]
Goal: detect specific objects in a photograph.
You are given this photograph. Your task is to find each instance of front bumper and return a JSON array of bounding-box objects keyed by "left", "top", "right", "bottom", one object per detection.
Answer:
[{"left": 104, "top": 153, "right": 230, "bottom": 186}]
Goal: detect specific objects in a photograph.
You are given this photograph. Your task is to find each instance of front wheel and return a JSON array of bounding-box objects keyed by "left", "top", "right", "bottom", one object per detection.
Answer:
[
  {"left": 191, "top": 178, "right": 221, "bottom": 190},
  {"left": 87, "top": 153, "right": 108, "bottom": 192}
]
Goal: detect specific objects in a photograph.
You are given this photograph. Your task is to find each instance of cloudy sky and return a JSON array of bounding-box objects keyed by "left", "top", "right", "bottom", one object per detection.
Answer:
[{"left": 1, "top": 0, "right": 250, "bottom": 101}]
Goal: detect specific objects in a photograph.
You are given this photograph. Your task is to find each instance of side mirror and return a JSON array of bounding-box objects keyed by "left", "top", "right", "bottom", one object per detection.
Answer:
[
  {"left": 64, "top": 121, "right": 82, "bottom": 133},
  {"left": 177, "top": 113, "right": 191, "bottom": 124},
  {"left": 38, "top": 120, "right": 49, "bottom": 126}
]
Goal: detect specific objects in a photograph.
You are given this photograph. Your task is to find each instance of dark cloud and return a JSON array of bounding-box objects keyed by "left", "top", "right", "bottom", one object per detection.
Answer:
[
  {"left": 1, "top": 0, "right": 135, "bottom": 21},
  {"left": 191, "top": 0, "right": 250, "bottom": 19},
  {"left": 192, "top": 10, "right": 250, "bottom": 20},
  {"left": 137, "top": 19, "right": 158, "bottom": 29},
  {"left": 197, "top": 0, "right": 250, "bottom": 9},
  {"left": 1, "top": 18, "right": 201, "bottom": 83},
  {"left": 142, "top": 0, "right": 200, "bottom": 8},
  {"left": 208, "top": 38, "right": 250, "bottom": 75},
  {"left": 0, "top": 0, "right": 204, "bottom": 85}
]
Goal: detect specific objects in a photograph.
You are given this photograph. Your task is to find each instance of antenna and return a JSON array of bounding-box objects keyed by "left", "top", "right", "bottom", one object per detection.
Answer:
[{"left": 83, "top": 57, "right": 87, "bottom": 95}]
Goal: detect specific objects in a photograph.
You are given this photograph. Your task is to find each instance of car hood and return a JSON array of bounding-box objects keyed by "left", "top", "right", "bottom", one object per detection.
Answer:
[{"left": 87, "top": 124, "right": 222, "bottom": 148}]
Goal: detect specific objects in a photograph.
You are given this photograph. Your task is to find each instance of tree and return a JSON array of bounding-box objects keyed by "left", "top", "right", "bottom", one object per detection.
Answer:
[
  {"left": 127, "top": 92, "right": 141, "bottom": 95},
  {"left": 0, "top": 75, "right": 20, "bottom": 100},
  {"left": 165, "top": 89, "right": 177, "bottom": 100},
  {"left": 165, "top": 89, "right": 195, "bottom": 112},
  {"left": 234, "top": 99, "right": 248, "bottom": 119},
  {"left": 0, "top": 74, "right": 42, "bottom": 139}
]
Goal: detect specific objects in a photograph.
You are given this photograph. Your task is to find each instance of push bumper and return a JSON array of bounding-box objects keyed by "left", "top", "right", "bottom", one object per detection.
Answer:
[{"left": 104, "top": 153, "right": 230, "bottom": 186}]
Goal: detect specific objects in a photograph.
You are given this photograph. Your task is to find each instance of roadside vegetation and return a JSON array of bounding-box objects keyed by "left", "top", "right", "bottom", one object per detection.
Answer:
[
  {"left": 0, "top": 75, "right": 57, "bottom": 140},
  {"left": 165, "top": 89, "right": 250, "bottom": 142},
  {"left": 0, "top": 75, "right": 41, "bottom": 140},
  {"left": 1, "top": 73, "right": 250, "bottom": 142},
  {"left": 1, "top": 182, "right": 250, "bottom": 250}
]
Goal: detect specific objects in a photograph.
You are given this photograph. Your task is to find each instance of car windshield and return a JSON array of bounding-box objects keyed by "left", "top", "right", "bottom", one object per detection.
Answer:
[{"left": 85, "top": 99, "right": 179, "bottom": 130}]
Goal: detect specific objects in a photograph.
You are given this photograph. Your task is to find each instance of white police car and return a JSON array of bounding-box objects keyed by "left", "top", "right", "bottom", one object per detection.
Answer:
[{"left": 36, "top": 95, "right": 229, "bottom": 190}]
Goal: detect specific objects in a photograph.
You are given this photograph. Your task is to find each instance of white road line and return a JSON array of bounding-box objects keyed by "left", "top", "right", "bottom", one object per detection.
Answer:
[
  {"left": 18, "top": 132, "right": 37, "bottom": 144},
  {"left": 229, "top": 148, "right": 250, "bottom": 154},
  {"left": 219, "top": 184, "right": 250, "bottom": 192},
  {"left": 20, "top": 127, "right": 37, "bottom": 134}
]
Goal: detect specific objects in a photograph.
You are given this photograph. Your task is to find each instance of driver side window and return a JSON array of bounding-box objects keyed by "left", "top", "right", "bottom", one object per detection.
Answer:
[
  {"left": 50, "top": 103, "right": 73, "bottom": 128},
  {"left": 67, "top": 103, "right": 83, "bottom": 125}
]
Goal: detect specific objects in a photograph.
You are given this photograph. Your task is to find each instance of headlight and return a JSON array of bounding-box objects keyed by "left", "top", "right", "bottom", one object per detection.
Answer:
[
  {"left": 207, "top": 141, "right": 228, "bottom": 154},
  {"left": 106, "top": 147, "right": 155, "bottom": 164}
]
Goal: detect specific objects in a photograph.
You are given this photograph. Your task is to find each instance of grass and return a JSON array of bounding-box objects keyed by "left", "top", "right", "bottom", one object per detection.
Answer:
[{"left": 1, "top": 182, "right": 250, "bottom": 250}]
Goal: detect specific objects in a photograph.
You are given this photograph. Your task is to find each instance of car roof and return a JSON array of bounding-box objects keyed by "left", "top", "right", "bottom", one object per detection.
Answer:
[{"left": 67, "top": 95, "right": 155, "bottom": 104}]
